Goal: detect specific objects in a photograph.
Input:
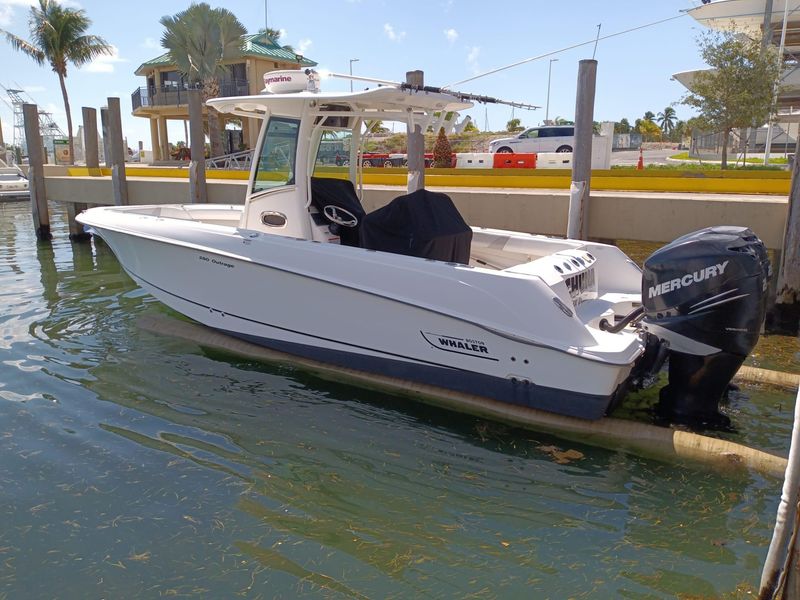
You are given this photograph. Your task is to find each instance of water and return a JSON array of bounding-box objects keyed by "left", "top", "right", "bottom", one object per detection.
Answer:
[{"left": 0, "top": 201, "right": 796, "bottom": 599}]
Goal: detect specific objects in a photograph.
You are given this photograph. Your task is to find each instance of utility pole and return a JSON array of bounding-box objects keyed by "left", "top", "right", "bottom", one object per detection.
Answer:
[
  {"left": 545, "top": 58, "right": 559, "bottom": 124},
  {"left": 567, "top": 59, "right": 597, "bottom": 240}
]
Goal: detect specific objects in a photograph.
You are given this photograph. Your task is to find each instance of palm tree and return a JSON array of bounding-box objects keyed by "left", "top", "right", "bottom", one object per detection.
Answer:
[
  {"left": 657, "top": 106, "right": 677, "bottom": 135},
  {"left": 259, "top": 27, "right": 293, "bottom": 53},
  {"left": 160, "top": 3, "right": 246, "bottom": 158},
  {"left": 1, "top": 0, "right": 112, "bottom": 164}
]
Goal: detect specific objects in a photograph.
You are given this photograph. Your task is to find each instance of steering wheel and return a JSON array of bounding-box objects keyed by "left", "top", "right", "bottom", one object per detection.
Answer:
[{"left": 323, "top": 205, "right": 358, "bottom": 228}]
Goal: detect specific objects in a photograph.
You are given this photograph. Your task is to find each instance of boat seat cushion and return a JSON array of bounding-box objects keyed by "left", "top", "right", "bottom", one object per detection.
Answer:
[
  {"left": 309, "top": 177, "right": 366, "bottom": 247},
  {"left": 359, "top": 189, "right": 472, "bottom": 264}
]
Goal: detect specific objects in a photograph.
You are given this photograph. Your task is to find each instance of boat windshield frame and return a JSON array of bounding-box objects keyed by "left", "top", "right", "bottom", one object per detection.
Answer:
[{"left": 252, "top": 116, "right": 301, "bottom": 194}]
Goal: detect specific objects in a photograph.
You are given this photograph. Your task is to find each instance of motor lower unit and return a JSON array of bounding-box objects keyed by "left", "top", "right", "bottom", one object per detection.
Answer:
[{"left": 641, "top": 226, "right": 770, "bottom": 428}]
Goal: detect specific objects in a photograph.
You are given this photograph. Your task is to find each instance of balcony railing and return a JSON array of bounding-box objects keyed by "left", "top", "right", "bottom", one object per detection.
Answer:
[{"left": 131, "top": 79, "right": 250, "bottom": 111}]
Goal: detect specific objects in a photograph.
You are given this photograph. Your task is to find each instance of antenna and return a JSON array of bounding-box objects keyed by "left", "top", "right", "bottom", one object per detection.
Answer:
[{"left": 322, "top": 71, "right": 539, "bottom": 110}]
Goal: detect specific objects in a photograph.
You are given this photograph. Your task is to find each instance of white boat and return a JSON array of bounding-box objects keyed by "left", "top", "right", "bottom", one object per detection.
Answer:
[
  {"left": 0, "top": 159, "right": 30, "bottom": 202},
  {"left": 77, "top": 70, "right": 770, "bottom": 427}
]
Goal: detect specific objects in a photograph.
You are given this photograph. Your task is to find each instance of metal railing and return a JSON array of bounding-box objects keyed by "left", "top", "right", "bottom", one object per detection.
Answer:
[
  {"left": 206, "top": 149, "right": 254, "bottom": 170},
  {"left": 131, "top": 79, "right": 250, "bottom": 111}
]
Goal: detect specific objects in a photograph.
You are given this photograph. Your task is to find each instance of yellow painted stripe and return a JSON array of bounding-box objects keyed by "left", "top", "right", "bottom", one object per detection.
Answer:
[{"left": 65, "top": 166, "right": 790, "bottom": 194}]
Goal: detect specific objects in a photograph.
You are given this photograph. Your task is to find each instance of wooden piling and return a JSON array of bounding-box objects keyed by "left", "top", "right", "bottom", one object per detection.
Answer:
[
  {"left": 406, "top": 70, "right": 425, "bottom": 193},
  {"left": 187, "top": 90, "right": 207, "bottom": 204},
  {"left": 64, "top": 107, "right": 98, "bottom": 241},
  {"left": 82, "top": 107, "right": 100, "bottom": 170},
  {"left": 766, "top": 135, "right": 800, "bottom": 335},
  {"left": 106, "top": 98, "right": 128, "bottom": 206},
  {"left": 22, "top": 104, "right": 52, "bottom": 241},
  {"left": 100, "top": 106, "right": 111, "bottom": 166},
  {"left": 567, "top": 59, "right": 597, "bottom": 240}
]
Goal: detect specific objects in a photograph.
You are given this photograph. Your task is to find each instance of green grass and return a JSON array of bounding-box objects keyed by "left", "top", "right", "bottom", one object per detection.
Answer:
[
  {"left": 669, "top": 152, "right": 788, "bottom": 165},
  {"left": 612, "top": 162, "right": 786, "bottom": 171}
]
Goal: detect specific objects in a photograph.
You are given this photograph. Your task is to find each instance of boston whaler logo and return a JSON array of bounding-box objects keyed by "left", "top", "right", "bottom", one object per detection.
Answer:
[
  {"left": 648, "top": 260, "right": 729, "bottom": 299},
  {"left": 420, "top": 331, "right": 497, "bottom": 361}
]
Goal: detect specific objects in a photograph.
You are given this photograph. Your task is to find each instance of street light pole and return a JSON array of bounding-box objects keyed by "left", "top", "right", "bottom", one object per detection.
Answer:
[
  {"left": 349, "top": 58, "right": 360, "bottom": 92},
  {"left": 545, "top": 58, "right": 559, "bottom": 124}
]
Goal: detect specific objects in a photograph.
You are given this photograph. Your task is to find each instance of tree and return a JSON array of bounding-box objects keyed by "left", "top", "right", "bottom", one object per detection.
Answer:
[
  {"left": 160, "top": 3, "right": 246, "bottom": 157},
  {"left": 681, "top": 30, "right": 783, "bottom": 168},
  {"left": 657, "top": 106, "right": 677, "bottom": 135},
  {"left": 670, "top": 119, "right": 687, "bottom": 143},
  {"left": 637, "top": 119, "right": 662, "bottom": 142},
  {"left": 1, "top": 0, "right": 112, "bottom": 165},
  {"left": 258, "top": 27, "right": 293, "bottom": 53},
  {"left": 554, "top": 116, "right": 574, "bottom": 125},
  {"left": 506, "top": 118, "right": 523, "bottom": 132},
  {"left": 463, "top": 120, "right": 479, "bottom": 133},
  {"left": 615, "top": 118, "right": 631, "bottom": 134},
  {"left": 643, "top": 111, "right": 656, "bottom": 122},
  {"left": 432, "top": 127, "right": 452, "bottom": 168}
]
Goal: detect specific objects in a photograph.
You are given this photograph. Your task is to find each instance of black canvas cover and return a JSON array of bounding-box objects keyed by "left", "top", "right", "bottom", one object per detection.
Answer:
[
  {"left": 309, "top": 177, "right": 366, "bottom": 247},
  {"left": 359, "top": 189, "right": 472, "bottom": 264}
]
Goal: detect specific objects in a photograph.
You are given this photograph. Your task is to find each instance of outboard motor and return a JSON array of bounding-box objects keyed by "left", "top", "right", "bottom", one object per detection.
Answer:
[{"left": 641, "top": 226, "right": 770, "bottom": 428}]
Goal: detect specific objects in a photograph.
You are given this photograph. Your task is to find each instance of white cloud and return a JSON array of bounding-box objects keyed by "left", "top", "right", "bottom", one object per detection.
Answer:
[
  {"left": 444, "top": 28, "right": 458, "bottom": 44},
  {"left": 0, "top": 0, "right": 80, "bottom": 7},
  {"left": 141, "top": 37, "right": 160, "bottom": 50},
  {"left": 44, "top": 102, "right": 63, "bottom": 117},
  {"left": 466, "top": 46, "right": 480, "bottom": 74},
  {"left": 0, "top": 5, "right": 13, "bottom": 26},
  {"left": 82, "top": 45, "right": 126, "bottom": 74},
  {"left": 297, "top": 38, "right": 312, "bottom": 55},
  {"left": 383, "top": 23, "right": 406, "bottom": 43},
  {"left": 0, "top": 0, "right": 81, "bottom": 26}
]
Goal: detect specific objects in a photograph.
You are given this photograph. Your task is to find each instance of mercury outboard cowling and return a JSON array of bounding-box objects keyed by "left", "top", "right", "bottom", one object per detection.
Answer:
[{"left": 641, "top": 226, "right": 770, "bottom": 428}]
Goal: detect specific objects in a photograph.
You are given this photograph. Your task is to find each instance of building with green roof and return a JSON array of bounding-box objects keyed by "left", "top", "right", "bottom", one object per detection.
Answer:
[{"left": 131, "top": 33, "right": 317, "bottom": 161}]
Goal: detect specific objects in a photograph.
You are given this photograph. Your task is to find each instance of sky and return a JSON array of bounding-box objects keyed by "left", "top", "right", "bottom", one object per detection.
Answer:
[{"left": 0, "top": 0, "right": 714, "bottom": 152}]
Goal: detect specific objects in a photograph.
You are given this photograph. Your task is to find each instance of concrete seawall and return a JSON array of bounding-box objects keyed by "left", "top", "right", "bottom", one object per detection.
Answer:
[{"left": 43, "top": 174, "right": 789, "bottom": 249}]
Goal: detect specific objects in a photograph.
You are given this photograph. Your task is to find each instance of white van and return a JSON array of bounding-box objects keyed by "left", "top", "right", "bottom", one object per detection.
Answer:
[{"left": 488, "top": 126, "right": 575, "bottom": 154}]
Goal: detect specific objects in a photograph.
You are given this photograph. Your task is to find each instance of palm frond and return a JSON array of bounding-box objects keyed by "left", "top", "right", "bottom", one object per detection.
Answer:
[
  {"left": 160, "top": 2, "right": 245, "bottom": 83},
  {"left": 0, "top": 29, "right": 46, "bottom": 64}
]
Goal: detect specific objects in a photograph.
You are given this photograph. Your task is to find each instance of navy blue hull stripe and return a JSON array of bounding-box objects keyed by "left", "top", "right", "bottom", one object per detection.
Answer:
[{"left": 222, "top": 328, "right": 614, "bottom": 421}]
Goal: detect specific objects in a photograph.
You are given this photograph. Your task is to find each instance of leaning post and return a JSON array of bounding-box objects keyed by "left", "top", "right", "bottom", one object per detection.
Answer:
[
  {"left": 567, "top": 59, "right": 597, "bottom": 240},
  {"left": 187, "top": 90, "right": 207, "bottom": 203},
  {"left": 106, "top": 98, "right": 129, "bottom": 206},
  {"left": 22, "top": 103, "right": 52, "bottom": 241},
  {"left": 406, "top": 70, "right": 425, "bottom": 193}
]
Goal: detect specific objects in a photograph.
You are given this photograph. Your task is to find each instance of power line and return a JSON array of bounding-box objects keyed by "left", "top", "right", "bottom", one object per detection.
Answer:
[{"left": 443, "top": 13, "right": 689, "bottom": 89}]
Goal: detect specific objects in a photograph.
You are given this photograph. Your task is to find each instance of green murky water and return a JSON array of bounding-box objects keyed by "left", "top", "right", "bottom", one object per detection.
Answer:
[{"left": 0, "top": 201, "right": 796, "bottom": 598}]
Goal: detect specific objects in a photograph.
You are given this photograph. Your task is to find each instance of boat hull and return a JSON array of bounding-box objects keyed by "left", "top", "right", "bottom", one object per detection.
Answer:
[{"left": 80, "top": 209, "right": 641, "bottom": 421}]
